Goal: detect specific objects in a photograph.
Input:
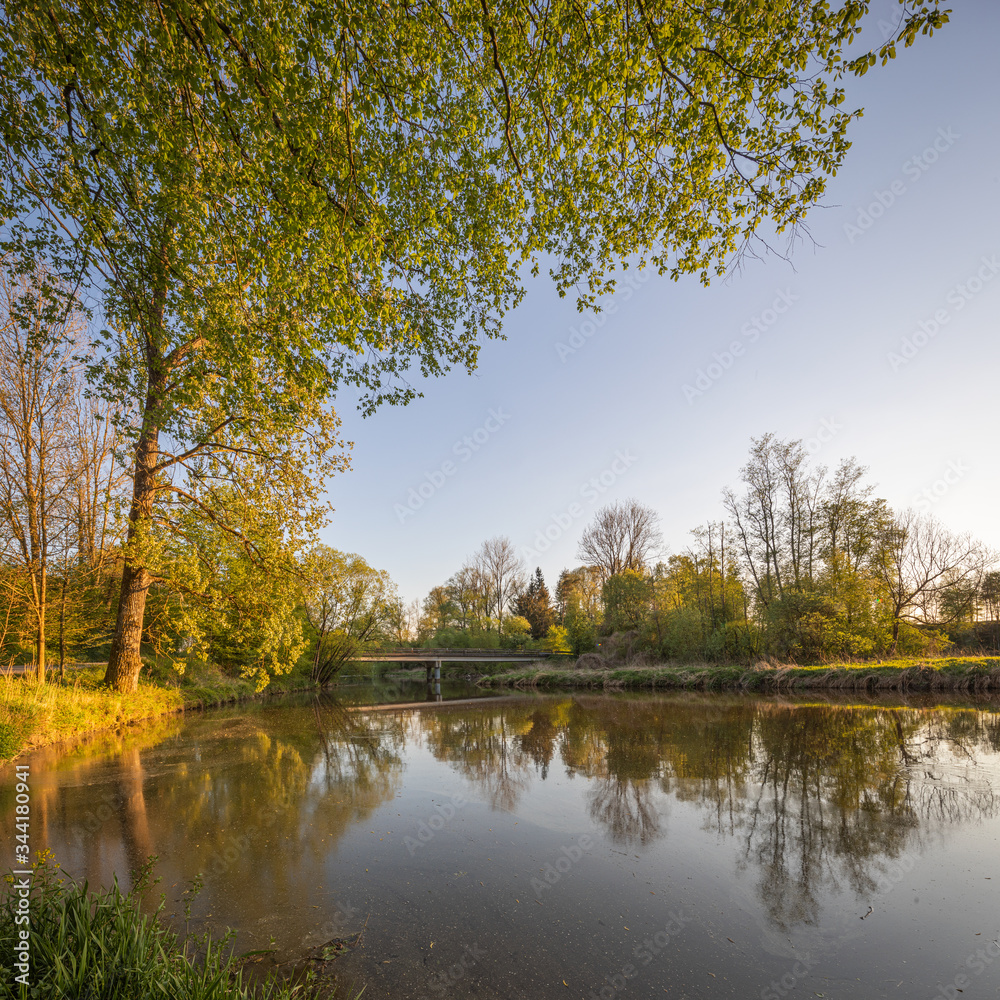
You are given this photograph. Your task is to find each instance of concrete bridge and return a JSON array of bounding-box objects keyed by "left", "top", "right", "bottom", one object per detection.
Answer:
[{"left": 349, "top": 647, "right": 550, "bottom": 686}]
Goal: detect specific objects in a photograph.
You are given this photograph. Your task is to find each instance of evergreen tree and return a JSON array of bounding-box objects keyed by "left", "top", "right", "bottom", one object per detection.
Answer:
[{"left": 516, "top": 568, "right": 555, "bottom": 640}]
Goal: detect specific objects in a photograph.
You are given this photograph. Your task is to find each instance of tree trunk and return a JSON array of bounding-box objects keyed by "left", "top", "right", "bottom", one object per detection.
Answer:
[
  {"left": 104, "top": 399, "right": 161, "bottom": 693},
  {"left": 59, "top": 575, "right": 67, "bottom": 681},
  {"left": 889, "top": 617, "right": 900, "bottom": 655},
  {"left": 34, "top": 623, "right": 45, "bottom": 685},
  {"left": 103, "top": 236, "right": 171, "bottom": 694},
  {"left": 105, "top": 560, "right": 152, "bottom": 692},
  {"left": 34, "top": 564, "right": 46, "bottom": 684}
]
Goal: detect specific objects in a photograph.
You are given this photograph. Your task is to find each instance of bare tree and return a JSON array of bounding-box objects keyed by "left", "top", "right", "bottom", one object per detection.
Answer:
[
  {"left": 872, "top": 510, "right": 993, "bottom": 651},
  {"left": 474, "top": 536, "right": 526, "bottom": 633},
  {"left": 723, "top": 434, "right": 824, "bottom": 604},
  {"left": 448, "top": 560, "right": 491, "bottom": 631},
  {"left": 723, "top": 436, "right": 784, "bottom": 606},
  {"left": 0, "top": 265, "right": 87, "bottom": 681},
  {"left": 578, "top": 498, "right": 663, "bottom": 582},
  {"left": 724, "top": 435, "right": 881, "bottom": 608}
]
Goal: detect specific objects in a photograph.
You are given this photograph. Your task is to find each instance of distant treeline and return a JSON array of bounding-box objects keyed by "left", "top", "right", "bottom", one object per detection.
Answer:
[{"left": 415, "top": 435, "right": 999, "bottom": 663}]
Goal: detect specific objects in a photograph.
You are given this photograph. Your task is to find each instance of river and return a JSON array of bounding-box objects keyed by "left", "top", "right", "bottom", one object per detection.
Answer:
[{"left": 3, "top": 686, "right": 999, "bottom": 999}]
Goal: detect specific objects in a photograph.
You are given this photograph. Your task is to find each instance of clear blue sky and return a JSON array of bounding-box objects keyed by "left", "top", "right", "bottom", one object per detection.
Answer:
[{"left": 322, "top": 1, "right": 1000, "bottom": 607}]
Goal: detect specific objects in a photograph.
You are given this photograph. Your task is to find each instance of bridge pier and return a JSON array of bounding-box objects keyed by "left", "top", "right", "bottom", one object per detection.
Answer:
[{"left": 425, "top": 660, "right": 443, "bottom": 701}]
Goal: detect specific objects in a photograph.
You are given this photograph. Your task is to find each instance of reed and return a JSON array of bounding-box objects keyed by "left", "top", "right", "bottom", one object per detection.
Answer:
[{"left": 0, "top": 856, "right": 325, "bottom": 999}]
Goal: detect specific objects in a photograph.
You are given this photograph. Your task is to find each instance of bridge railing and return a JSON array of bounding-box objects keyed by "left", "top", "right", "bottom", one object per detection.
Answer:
[{"left": 349, "top": 647, "right": 551, "bottom": 659}]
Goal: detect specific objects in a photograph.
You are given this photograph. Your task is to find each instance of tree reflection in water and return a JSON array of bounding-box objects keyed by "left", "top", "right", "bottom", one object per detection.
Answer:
[
  {"left": 5, "top": 692, "right": 998, "bottom": 942},
  {"left": 422, "top": 703, "right": 540, "bottom": 812},
  {"left": 413, "top": 694, "right": 1000, "bottom": 928}
]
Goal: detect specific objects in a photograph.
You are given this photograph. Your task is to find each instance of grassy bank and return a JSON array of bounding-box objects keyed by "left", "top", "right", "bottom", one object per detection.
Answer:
[
  {"left": 0, "top": 856, "right": 325, "bottom": 999},
  {"left": 0, "top": 661, "right": 316, "bottom": 763},
  {"left": 479, "top": 655, "right": 1000, "bottom": 693}
]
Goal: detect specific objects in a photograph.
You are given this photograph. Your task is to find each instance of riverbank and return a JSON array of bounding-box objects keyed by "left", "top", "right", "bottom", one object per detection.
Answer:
[
  {"left": 0, "top": 856, "right": 329, "bottom": 1000},
  {"left": 0, "top": 663, "right": 316, "bottom": 762},
  {"left": 479, "top": 655, "right": 1000, "bottom": 693}
]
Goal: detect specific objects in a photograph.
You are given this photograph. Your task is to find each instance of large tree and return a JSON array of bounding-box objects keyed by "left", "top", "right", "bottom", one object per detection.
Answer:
[{"left": 0, "top": 1, "right": 948, "bottom": 690}]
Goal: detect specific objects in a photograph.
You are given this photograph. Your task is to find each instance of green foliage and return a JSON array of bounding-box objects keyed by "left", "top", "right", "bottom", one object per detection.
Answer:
[
  {"left": 0, "top": 719, "right": 25, "bottom": 760},
  {"left": 543, "top": 625, "right": 572, "bottom": 655},
  {"left": 602, "top": 570, "right": 653, "bottom": 636},
  {"left": 502, "top": 615, "right": 532, "bottom": 639},
  {"left": 656, "top": 607, "right": 706, "bottom": 661},
  {"left": 132, "top": 495, "right": 310, "bottom": 691},
  {"left": 556, "top": 566, "right": 601, "bottom": 654},
  {"left": 0, "top": 855, "right": 323, "bottom": 999},
  {"left": 1, "top": 1, "right": 950, "bottom": 350},
  {"left": 564, "top": 601, "right": 598, "bottom": 656},
  {"left": 302, "top": 546, "right": 400, "bottom": 685},
  {"left": 516, "top": 568, "right": 555, "bottom": 640}
]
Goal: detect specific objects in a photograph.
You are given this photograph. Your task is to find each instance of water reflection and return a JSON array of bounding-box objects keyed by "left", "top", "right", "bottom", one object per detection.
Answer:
[
  {"left": 424, "top": 695, "right": 1000, "bottom": 928},
  {"left": 2, "top": 692, "right": 999, "bottom": 999}
]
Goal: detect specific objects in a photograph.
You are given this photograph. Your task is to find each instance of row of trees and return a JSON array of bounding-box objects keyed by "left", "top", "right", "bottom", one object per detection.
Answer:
[
  {"left": 416, "top": 437, "right": 998, "bottom": 663},
  {"left": 8, "top": 275, "right": 992, "bottom": 679},
  {"left": 0, "top": 269, "right": 128, "bottom": 680}
]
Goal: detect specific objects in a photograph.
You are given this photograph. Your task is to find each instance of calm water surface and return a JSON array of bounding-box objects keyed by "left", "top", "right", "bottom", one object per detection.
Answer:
[{"left": 3, "top": 688, "right": 1000, "bottom": 999}]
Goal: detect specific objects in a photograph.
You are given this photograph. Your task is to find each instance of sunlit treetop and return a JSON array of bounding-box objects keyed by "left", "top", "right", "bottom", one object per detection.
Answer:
[{"left": 0, "top": 0, "right": 949, "bottom": 415}]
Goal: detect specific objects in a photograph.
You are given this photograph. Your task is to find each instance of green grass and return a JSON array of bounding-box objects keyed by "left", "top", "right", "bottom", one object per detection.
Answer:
[
  {"left": 480, "top": 656, "right": 1000, "bottom": 693},
  {"left": 0, "top": 856, "right": 327, "bottom": 1000},
  {"left": 0, "top": 660, "right": 317, "bottom": 763}
]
